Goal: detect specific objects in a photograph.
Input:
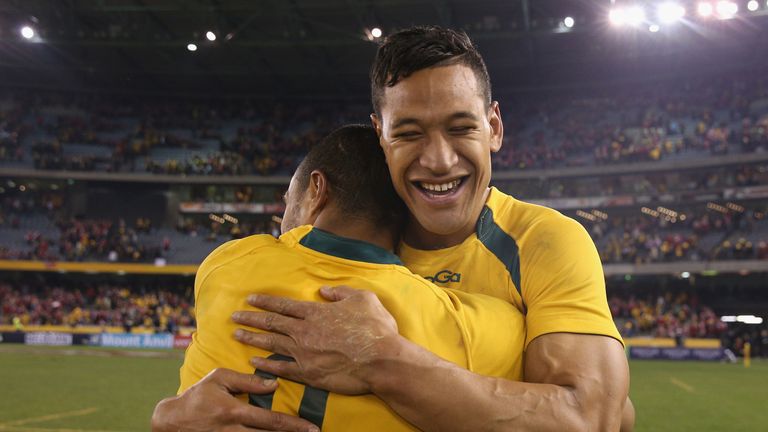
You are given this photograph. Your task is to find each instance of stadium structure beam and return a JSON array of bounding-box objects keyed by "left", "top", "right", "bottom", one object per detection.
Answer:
[
  {"left": 603, "top": 260, "right": 768, "bottom": 276},
  {"left": 3, "top": 153, "right": 767, "bottom": 185}
]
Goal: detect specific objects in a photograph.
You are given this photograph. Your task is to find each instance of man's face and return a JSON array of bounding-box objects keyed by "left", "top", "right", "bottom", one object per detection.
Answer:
[
  {"left": 280, "top": 173, "right": 311, "bottom": 234},
  {"left": 373, "top": 64, "right": 503, "bottom": 241}
]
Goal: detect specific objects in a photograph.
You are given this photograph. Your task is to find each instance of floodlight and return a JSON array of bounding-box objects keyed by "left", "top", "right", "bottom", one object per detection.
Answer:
[
  {"left": 649, "top": 24, "right": 661, "bottom": 32},
  {"left": 371, "top": 27, "right": 382, "bottom": 38},
  {"left": 187, "top": 43, "right": 198, "bottom": 52},
  {"left": 698, "top": 2, "right": 714, "bottom": 17},
  {"left": 609, "top": 8, "right": 627, "bottom": 26},
  {"left": 626, "top": 6, "right": 646, "bottom": 26},
  {"left": 658, "top": 2, "right": 686, "bottom": 23},
  {"left": 206, "top": 31, "right": 216, "bottom": 41},
  {"left": 20, "top": 26, "right": 35, "bottom": 39},
  {"left": 564, "top": 16, "right": 575, "bottom": 28},
  {"left": 715, "top": 1, "right": 738, "bottom": 19},
  {"left": 747, "top": 0, "right": 759, "bottom": 11}
]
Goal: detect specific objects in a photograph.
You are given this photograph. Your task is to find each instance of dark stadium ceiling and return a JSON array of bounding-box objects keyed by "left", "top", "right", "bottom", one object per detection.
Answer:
[{"left": 0, "top": 0, "right": 767, "bottom": 98}]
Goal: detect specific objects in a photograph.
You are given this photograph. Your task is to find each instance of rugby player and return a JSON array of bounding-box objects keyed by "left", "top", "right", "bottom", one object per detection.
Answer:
[
  {"left": 166, "top": 125, "right": 526, "bottom": 431},
  {"left": 153, "top": 26, "right": 634, "bottom": 432}
]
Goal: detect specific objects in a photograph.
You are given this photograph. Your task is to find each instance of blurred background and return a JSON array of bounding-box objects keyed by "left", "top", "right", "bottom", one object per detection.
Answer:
[{"left": 0, "top": 0, "right": 766, "bottom": 431}]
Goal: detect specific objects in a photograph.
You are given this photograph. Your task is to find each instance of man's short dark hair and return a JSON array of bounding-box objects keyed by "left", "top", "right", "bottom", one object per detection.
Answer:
[
  {"left": 295, "top": 124, "right": 406, "bottom": 231},
  {"left": 370, "top": 25, "right": 492, "bottom": 115}
]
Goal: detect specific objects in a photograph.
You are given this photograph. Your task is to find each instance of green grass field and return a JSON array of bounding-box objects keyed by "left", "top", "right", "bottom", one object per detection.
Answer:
[{"left": 0, "top": 344, "right": 766, "bottom": 431}]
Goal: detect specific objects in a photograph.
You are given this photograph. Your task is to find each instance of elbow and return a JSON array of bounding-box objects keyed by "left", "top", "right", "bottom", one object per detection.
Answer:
[
  {"left": 150, "top": 397, "right": 174, "bottom": 432},
  {"left": 576, "top": 388, "right": 627, "bottom": 432}
]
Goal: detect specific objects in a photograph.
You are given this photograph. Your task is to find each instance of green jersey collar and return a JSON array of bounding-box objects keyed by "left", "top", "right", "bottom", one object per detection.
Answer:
[{"left": 299, "top": 228, "right": 403, "bottom": 266}]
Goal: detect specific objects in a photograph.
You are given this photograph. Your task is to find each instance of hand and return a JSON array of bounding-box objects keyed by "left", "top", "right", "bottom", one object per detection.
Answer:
[
  {"left": 231, "top": 285, "right": 400, "bottom": 395},
  {"left": 151, "top": 368, "right": 319, "bottom": 432}
]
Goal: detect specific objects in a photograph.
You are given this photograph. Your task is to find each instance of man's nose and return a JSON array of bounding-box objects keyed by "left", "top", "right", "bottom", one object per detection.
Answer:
[{"left": 419, "top": 133, "right": 459, "bottom": 174}]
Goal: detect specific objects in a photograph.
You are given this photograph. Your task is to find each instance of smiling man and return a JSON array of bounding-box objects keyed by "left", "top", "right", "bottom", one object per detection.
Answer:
[
  {"left": 236, "top": 26, "right": 633, "bottom": 432},
  {"left": 153, "top": 26, "right": 633, "bottom": 432}
]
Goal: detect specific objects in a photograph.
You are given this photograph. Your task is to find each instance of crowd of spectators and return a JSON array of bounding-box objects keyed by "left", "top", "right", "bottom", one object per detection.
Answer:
[
  {"left": 3, "top": 278, "right": 765, "bottom": 360},
  {"left": 0, "top": 281, "right": 194, "bottom": 333},
  {"left": 0, "top": 214, "right": 168, "bottom": 263},
  {"left": 1, "top": 92, "right": 366, "bottom": 176},
  {"left": 586, "top": 207, "right": 768, "bottom": 264},
  {"left": 493, "top": 76, "right": 768, "bottom": 171},
  {"left": 4, "top": 196, "right": 767, "bottom": 265},
  {"left": 176, "top": 216, "right": 280, "bottom": 242},
  {"left": 505, "top": 164, "right": 767, "bottom": 200},
  {"left": 2, "top": 74, "right": 766, "bottom": 176},
  {"left": 610, "top": 290, "right": 727, "bottom": 339},
  {"left": 609, "top": 288, "right": 768, "bottom": 358}
]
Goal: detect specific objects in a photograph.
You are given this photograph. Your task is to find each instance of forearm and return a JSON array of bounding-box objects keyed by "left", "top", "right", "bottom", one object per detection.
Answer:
[{"left": 368, "top": 336, "right": 618, "bottom": 432}]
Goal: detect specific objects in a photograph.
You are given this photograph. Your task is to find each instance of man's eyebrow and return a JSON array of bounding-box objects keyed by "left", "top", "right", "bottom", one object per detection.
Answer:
[
  {"left": 391, "top": 118, "right": 419, "bottom": 129},
  {"left": 449, "top": 111, "right": 481, "bottom": 121}
]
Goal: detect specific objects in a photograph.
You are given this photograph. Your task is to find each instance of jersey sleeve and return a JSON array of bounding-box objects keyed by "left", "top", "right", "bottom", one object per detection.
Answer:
[{"left": 521, "top": 216, "right": 623, "bottom": 349}]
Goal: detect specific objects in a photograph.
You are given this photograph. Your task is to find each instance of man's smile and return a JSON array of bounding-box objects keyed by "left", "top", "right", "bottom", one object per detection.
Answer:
[{"left": 411, "top": 175, "right": 470, "bottom": 204}]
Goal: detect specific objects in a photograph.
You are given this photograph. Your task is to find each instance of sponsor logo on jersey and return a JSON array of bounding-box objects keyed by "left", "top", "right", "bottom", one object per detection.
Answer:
[{"left": 425, "top": 270, "right": 462, "bottom": 284}]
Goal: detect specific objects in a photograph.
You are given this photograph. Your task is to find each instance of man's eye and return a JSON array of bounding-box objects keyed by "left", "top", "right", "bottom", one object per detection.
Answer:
[
  {"left": 395, "top": 131, "right": 421, "bottom": 139},
  {"left": 450, "top": 126, "right": 474, "bottom": 133}
]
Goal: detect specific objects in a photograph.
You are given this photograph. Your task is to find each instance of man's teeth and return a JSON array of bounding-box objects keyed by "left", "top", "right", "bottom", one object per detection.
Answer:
[{"left": 419, "top": 179, "right": 461, "bottom": 192}]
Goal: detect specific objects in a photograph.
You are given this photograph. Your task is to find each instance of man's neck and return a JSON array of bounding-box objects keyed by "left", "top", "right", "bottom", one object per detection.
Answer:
[
  {"left": 403, "top": 217, "right": 475, "bottom": 250},
  {"left": 312, "top": 210, "right": 396, "bottom": 252}
]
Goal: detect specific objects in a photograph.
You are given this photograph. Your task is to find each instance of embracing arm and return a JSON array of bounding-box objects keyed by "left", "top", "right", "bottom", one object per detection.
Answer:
[
  {"left": 361, "top": 332, "right": 628, "bottom": 432},
  {"left": 237, "top": 288, "right": 630, "bottom": 432}
]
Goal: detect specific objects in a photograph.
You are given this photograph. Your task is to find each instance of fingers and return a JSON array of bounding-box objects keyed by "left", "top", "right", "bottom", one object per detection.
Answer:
[
  {"left": 232, "top": 405, "right": 319, "bottom": 432},
  {"left": 234, "top": 329, "right": 296, "bottom": 356},
  {"left": 206, "top": 368, "right": 279, "bottom": 395},
  {"left": 249, "top": 356, "right": 304, "bottom": 383},
  {"left": 232, "top": 310, "right": 297, "bottom": 335},
  {"left": 246, "top": 294, "right": 311, "bottom": 318},
  {"left": 319, "top": 285, "right": 360, "bottom": 301}
]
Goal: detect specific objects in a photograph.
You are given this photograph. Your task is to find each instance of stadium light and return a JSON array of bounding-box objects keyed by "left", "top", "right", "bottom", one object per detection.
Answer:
[
  {"left": 715, "top": 1, "right": 738, "bottom": 19},
  {"left": 680, "top": 271, "right": 690, "bottom": 278},
  {"left": 747, "top": 0, "right": 759, "bottom": 11},
  {"left": 721, "top": 315, "right": 736, "bottom": 322},
  {"left": 20, "top": 26, "right": 35, "bottom": 39},
  {"left": 187, "top": 43, "right": 198, "bottom": 52},
  {"left": 698, "top": 2, "right": 714, "bottom": 17},
  {"left": 658, "top": 2, "right": 686, "bottom": 23},
  {"left": 563, "top": 16, "right": 575, "bottom": 28},
  {"left": 736, "top": 315, "right": 764, "bottom": 324},
  {"left": 649, "top": 24, "right": 661, "bottom": 32},
  {"left": 609, "top": 8, "right": 627, "bottom": 26},
  {"left": 371, "top": 27, "right": 383, "bottom": 38},
  {"left": 626, "top": 6, "right": 646, "bottom": 26},
  {"left": 206, "top": 31, "right": 217, "bottom": 41}
]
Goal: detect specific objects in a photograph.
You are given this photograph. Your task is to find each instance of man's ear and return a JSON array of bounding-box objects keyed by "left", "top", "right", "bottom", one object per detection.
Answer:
[
  {"left": 488, "top": 101, "right": 504, "bottom": 153},
  {"left": 370, "top": 114, "right": 383, "bottom": 140},
  {"left": 307, "top": 170, "right": 329, "bottom": 218}
]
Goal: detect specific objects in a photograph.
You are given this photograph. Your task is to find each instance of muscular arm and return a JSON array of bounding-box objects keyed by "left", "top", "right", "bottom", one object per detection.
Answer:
[
  {"left": 362, "top": 333, "right": 628, "bottom": 432},
  {"left": 237, "top": 289, "right": 631, "bottom": 432}
]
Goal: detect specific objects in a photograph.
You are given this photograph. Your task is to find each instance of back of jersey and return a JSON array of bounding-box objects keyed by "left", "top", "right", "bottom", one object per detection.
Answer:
[{"left": 179, "top": 226, "right": 524, "bottom": 431}]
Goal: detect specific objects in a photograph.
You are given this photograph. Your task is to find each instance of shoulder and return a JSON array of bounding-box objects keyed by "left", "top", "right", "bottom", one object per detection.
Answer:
[
  {"left": 196, "top": 234, "right": 280, "bottom": 287},
  {"left": 487, "top": 188, "right": 588, "bottom": 246}
]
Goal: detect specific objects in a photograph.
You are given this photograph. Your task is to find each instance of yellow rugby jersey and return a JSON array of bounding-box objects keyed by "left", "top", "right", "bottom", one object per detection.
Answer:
[
  {"left": 399, "top": 187, "right": 622, "bottom": 349},
  {"left": 179, "top": 225, "right": 524, "bottom": 431}
]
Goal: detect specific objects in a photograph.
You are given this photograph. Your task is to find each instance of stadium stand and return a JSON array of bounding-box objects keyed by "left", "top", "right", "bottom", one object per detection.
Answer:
[{"left": 1, "top": 59, "right": 766, "bottom": 366}]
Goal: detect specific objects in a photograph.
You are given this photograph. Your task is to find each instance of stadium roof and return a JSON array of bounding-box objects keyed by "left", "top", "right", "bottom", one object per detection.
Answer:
[{"left": 1, "top": 0, "right": 767, "bottom": 98}]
